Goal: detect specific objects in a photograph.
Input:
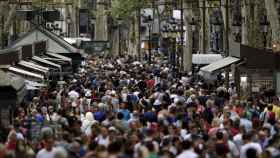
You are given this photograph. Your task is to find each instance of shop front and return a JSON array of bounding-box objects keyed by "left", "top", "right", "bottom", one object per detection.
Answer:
[{"left": 200, "top": 42, "right": 280, "bottom": 97}]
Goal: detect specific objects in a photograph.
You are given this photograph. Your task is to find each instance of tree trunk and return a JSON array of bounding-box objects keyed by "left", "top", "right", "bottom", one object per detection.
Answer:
[
  {"left": 199, "top": 0, "right": 211, "bottom": 53},
  {"left": 265, "top": 0, "right": 280, "bottom": 44},
  {"left": 96, "top": 0, "right": 108, "bottom": 41},
  {"left": 111, "top": 28, "right": 119, "bottom": 56},
  {"left": 4, "top": 5, "right": 17, "bottom": 32},
  {"left": 66, "top": 4, "right": 78, "bottom": 37},
  {"left": 128, "top": 16, "right": 136, "bottom": 57},
  {"left": 133, "top": 13, "right": 140, "bottom": 58},
  {"left": 221, "top": 0, "right": 234, "bottom": 50},
  {"left": 183, "top": 1, "right": 194, "bottom": 72},
  {"left": 241, "top": 0, "right": 264, "bottom": 47},
  {"left": 0, "top": 2, "right": 17, "bottom": 48}
]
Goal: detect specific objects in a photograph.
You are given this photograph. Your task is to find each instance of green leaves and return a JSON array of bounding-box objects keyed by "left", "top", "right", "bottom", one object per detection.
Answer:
[{"left": 110, "top": 0, "right": 145, "bottom": 19}]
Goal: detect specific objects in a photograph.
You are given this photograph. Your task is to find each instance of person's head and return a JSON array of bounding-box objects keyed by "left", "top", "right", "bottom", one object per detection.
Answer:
[
  {"left": 160, "top": 150, "right": 174, "bottom": 158},
  {"left": 267, "top": 104, "right": 273, "bottom": 111},
  {"left": 41, "top": 127, "right": 54, "bottom": 151},
  {"left": 100, "top": 127, "right": 108, "bottom": 138},
  {"left": 7, "top": 130, "right": 17, "bottom": 143},
  {"left": 242, "top": 131, "right": 254, "bottom": 143},
  {"left": 246, "top": 148, "right": 258, "bottom": 158},
  {"left": 258, "top": 130, "right": 267, "bottom": 141},
  {"left": 108, "top": 140, "right": 122, "bottom": 155},
  {"left": 31, "top": 109, "right": 37, "bottom": 116},
  {"left": 181, "top": 139, "right": 192, "bottom": 150},
  {"left": 129, "top": 134, "right": 139, "bottom": 145},
  {"left": 54, "top": 147, "right": 68, "bottom": 158},
  {"left": 117, "top": 112, "right": 124, "bottom": 120},
  {"left": 69, "top": 141, "right": 80, "bottom": 154},
  {"left": 216, "top": 131, "right": 224, "bottom": 141},
  {"left": 85, "top": 112, "right": 94, "bottom": 122},
  {"left": 41, "top": 106, "right": 48, "bottom": 115}
]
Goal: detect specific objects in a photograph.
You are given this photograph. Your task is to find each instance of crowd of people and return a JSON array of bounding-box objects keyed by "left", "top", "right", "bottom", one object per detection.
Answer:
[{"left": 0, "top": 55, "right": 280, "bottom": 158}]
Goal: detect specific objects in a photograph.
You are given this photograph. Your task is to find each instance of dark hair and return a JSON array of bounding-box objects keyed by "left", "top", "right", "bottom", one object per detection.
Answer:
[
  {"left": 268, "top": 105, "right": 273, "bottom": 111},
  {"left": 181, "top": 140, "right": 192, "bottom": 150},
  {"left": 242, "top": 132, "right": 253, "bottom": 141},
  {"left": 216, "top": 131, "right": 224, "bottom": 140},
  {"left": 246, "top": 148, "right": 257, "bottom": 158},
  {"left": 108, "top": 141, "right": 122, "bottom": 154},
  {"left": 117, "top": 112, "right": 124, "bottom": 120}
]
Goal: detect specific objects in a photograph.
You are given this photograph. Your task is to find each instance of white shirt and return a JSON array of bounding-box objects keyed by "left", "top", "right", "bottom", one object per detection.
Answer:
[
  {"left": 228, "top": 140, "right": 240, "bottom": 157},
  {"left": 233, "top": 133, "right": 243, "bottom": 150},
  {"left": 36, "top": 148, "right": 56, "bottom": 158},
  {"left": 177, "top": 149, "right": 198, "bottom": 158},
  {"left": 240, "top": 142, "right": 262, "bottom": 158},
  {"left": 96, "top": 135, "right": 110, "bottom": 147},
  {"left": 68, "top": 90, "right": 79, "bottom": 100}
]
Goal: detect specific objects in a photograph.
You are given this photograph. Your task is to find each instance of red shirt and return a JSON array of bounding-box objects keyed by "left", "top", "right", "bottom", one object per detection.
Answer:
[
  {"left": 146, "top": 79, "right": 155, "bottom": 89},
  {"left": 5, "top": 141, "right": 16, "bottom": 151}
]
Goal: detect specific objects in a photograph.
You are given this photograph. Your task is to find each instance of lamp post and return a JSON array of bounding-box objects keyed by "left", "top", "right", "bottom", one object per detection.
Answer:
[
  {"left": 143, "top": 15, "right": 153, "bottom": 64},
  {"left": 189, "top": 17, "right": 196, "bottom": 54},
  {"left": 66, "top": 16, "right": 71, "bottom": 37},
  {"left": 117, "top": 17, "right": 122, "bottom": 56},
  {"left": 161, "top": 18, "right": 179, "bottom": 68},
  {"left": 168, "top": 18, "right": 179, "bottom": 67},
  {"left": 260, "top": 15, "right": 270, "bottom": 49},
  {"left": 161, "top": 25, "right": 169, "bottom": 63},
  {"left": 212, "top": 17, "right": 222, "bottom": 52},
  {"left": 90, "top": 17, "right": 96, "bottom": 40}
]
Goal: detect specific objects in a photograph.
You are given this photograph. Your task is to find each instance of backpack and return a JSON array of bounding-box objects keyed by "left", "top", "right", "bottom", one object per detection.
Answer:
[{"left": 268, "top": 111, "right": 276, "bottom": 124}]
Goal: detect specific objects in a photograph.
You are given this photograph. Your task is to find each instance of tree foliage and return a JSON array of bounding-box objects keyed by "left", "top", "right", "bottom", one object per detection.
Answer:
[{"left": 110, "top": 0, "right": 149, "bottom": 19}]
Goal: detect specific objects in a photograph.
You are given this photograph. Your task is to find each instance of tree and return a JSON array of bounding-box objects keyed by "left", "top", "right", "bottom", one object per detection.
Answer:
[
  {"left": 265, "top": 0, "right": 280, "bottom": 45},
  {"left": 0, "top": 1, "right": 17, "bottom": 48},
  {"left": 241, "top": 0, "right": 264, "bottom": 47},
  {"left": 109, "top": 0, "right": 149, "bottom": 57}
]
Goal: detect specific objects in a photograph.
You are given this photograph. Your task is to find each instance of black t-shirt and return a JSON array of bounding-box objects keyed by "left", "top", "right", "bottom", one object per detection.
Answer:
[{"left": 215, "top": 142, "right": 229, "bottom": 156}]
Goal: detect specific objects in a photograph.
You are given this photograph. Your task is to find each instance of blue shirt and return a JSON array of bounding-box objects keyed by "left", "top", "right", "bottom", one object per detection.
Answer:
[
  {"left": 119, "top": 109, "right": 131, "bottom": 121},
  {"left": 94, "top": 111, "right": 106, "bottom": 122}
]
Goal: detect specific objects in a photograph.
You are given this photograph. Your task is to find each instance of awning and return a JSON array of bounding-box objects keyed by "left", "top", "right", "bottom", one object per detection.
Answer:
[
  {"left": 19, "top": 61, "right": 49, "bottom": 72},
  {"left": 32, "top": 56, "right": 61, "bottom": 69},
  {"left": 46, "top": 53, "right": 72, "bottom": 63},
  {"left": 8, "top": 67, "right": 44, "bottom": 80},
  {"left": 192, "top": 54, "right": 223, "bottom": 65},
  {"left": 18, "top": 61, "right": 49, "bottom": 74},
  {"left": 200, "top": 56, "right": 240, "bottom": 73},
  {"left": 25, "top": 80, "right": 46, "bottom": 87},
  {"left": 26, "top": 85, "right": 39, "bottom": 90}
]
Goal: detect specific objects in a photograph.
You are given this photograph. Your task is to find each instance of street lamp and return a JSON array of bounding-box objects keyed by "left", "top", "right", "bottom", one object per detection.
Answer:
[
  {"left": 189, "top": 17, "right": 196, "bottom": 54},
  {"left": 161, "top": 18, "right": 180, "bottom": 68},
  {"left": 66, "top": 16, "right": 71, "bottom": 37},
  {"left": 143, "top": 15, "right": 153, "bottom": 64},
  {"left": 212, "top": 17, "right": 222, "bottom": 52},
  {"left": 260, "top": 15, "right": 270, "bottom": 49},
  {"left": 90, "top": 17, "right": 96, "bottom": 40}
]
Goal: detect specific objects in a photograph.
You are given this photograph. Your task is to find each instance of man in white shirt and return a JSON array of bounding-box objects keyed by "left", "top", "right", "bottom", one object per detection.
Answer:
[
  {"left": 177, "top": 140, "right": 198, "bottom": 158},
  {"left": 36, "top": 127, "right": 57, "bottom": 158},
  {"left": 240, "top": 132, "right": 262, "bottom": 158}
]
